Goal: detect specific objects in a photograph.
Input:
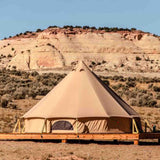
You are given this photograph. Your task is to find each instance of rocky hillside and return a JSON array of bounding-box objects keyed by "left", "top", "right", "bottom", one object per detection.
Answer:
[{"left": 0, "top": 26, "right": 160, "bottom": 74}]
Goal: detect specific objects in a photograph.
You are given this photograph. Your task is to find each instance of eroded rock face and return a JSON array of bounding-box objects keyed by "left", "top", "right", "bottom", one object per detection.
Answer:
[{"left": 0, "top": 27, "right": 160, "bottom": 72}]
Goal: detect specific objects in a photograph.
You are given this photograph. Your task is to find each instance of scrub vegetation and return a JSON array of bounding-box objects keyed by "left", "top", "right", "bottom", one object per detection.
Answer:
[
  {"left": 0, "top": 69, "right": 160, "bottom": 133},
  {"left": 0, "top": 69, "right": 160, "bottom": 109}
]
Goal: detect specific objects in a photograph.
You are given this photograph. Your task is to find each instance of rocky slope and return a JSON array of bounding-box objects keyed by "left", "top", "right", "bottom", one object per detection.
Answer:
[{"left": 0, "top": 27, "right": 160, "bottom": 74}]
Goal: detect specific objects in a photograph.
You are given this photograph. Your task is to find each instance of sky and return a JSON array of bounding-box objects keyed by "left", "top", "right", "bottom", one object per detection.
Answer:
[{"left": 0, "top": 0, "right": 160, "bottom": 39}]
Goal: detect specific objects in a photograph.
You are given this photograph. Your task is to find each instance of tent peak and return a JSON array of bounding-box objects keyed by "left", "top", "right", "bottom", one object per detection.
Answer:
[{"left": 75, "top": 60, "right": 89, "bottom": 72}]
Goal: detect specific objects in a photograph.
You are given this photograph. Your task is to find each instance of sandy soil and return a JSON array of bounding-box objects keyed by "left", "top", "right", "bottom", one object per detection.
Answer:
[{"left": 0, "top": 141, "right": 160, "bottom": 160}]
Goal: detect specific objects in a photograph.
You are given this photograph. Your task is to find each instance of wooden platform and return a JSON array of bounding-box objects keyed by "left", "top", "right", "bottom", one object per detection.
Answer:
[{"left": 0, "top": 133, "right": 160, "bottom": 145}]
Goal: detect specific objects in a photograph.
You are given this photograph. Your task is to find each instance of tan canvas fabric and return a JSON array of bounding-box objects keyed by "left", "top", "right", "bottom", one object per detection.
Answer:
[
  {"left": 23, "top": 61, "right": 139, "bottom": 119},
  {"left": 25, "top": 119, "right": 46, "bottom": 133},
  {"left": 24, "top": 118, "right": 132, "bottom": 133}
]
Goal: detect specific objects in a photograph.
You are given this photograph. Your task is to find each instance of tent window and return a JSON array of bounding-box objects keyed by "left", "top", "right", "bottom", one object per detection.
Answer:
[{"left": 52, "top": 121, "right": 73, "bottom": 130}]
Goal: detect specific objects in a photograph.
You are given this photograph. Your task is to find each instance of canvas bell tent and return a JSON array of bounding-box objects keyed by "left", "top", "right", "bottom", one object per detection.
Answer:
[{"left": 22, "top": 61, "right": 142, "bottom": 134}]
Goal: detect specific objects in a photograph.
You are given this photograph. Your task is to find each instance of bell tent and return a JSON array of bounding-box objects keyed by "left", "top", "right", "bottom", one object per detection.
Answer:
[{"left": 22, "top": 61, "right": 141, "bottom": 133}]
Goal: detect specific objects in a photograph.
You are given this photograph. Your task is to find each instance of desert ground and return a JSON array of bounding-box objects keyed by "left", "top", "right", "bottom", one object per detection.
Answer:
[{"left": 0, "top": 140, "right": 160, "bottom": 160}]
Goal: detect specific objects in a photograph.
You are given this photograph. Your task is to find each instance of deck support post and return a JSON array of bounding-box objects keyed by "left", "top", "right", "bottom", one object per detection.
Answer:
[
  {"left": 134, "top": 140, "right": 139, "bottom": 145},
  {"left": 62, "top": 139, "right": 67, "bottom": 143}
]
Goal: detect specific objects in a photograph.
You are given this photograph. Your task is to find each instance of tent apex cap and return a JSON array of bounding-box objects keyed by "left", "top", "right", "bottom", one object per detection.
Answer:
[{"left": 75, "top": 60, "right": 89, "bottom": 72}]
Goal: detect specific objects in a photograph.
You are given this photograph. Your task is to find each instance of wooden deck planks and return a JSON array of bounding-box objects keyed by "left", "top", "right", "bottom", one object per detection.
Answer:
[
  {"left": 0, "top": 133, "right": 139, "bottom": 140},
  {"left": 0, "top": 133, "right": 160, "bottom": 145}
]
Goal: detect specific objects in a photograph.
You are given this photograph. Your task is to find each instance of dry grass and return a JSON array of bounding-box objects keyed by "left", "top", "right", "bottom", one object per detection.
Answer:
[{"left": 133, "top": 106, "right": 160, "bottom": 131}]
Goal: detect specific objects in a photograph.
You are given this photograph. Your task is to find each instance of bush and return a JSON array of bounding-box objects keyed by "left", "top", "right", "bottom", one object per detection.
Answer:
[
  {"left": 48, "top": 25, "right": 58, "bottom": 28},
  {"left": 148, "top": 83, "right": 153, "bottom": 89},
  {"left": 28, "top": 90, "right": 37, "bottom": 99},
  {"left": 63, "top": 25, "right": 73, "bottom": 29},
  {"left": 127, "top": 91, "right": 137, "bottom": 99},
  {"left": 13, "top": 87, "right": 27, "bottom": 99},
  {"left": 136, "top": 56, "right": 141, "bottom": 61},
  {"left": 104, "top": 80, "right": 110, "bottom": 86},
  {"left": 147, "top": 100, "right": 157, "bottom": 107},
  {"left": 7, "top": 54, "right": 12, "bottom": 58},
  {"left": 7, "top": 102, "right": 17, "bottom": 109},
  {"left": 36, "top": 86, "right": 51, "bottom": 96},
  {"left": 36, "top": 29, "right": 42, "bottom": 32},
  {"left": 4, "top": 83, "right": 16, "bottom": 94},
  {"left": 31, "top": 71, "right": 39, "bottom": 77},
  {"left": 112, "top": 84, "right": 122, "bottom": 90},
  {"left": 126, "top": 81, "right": 136, "bottom": 87},
  {"left": 75, "top": 26, "right": 82, "bottom": 28},
  {"left": 130, "top": 98, "right": 137, "bottom": 106},
  {"left": 1, "top": 94, "right": 11, "bottom": 108},
  {"left": 91, "top": 61, "right": 96, "bottom": 65},
  {"left": 156, "top": 93, "right": 160, "bottom": 100},
  {"left": 90, "top": 26, "right": 96, "bottom": 30},
  {"left": 131, "top": 28, "right": 137, "bottom": 31},
  {"left": 83, "top": 26, "right": 90, "bottom": 29},
  {"left": 137, "top": 97, "right": 146, "bottom": 107},
  {"left": 153, "top": 86, "right": 160, "bottom": 92}
]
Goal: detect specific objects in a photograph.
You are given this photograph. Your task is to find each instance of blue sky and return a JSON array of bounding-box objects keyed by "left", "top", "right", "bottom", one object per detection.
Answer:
[{"left": 0, "top": 0, "right": 160, "bottom": 39}]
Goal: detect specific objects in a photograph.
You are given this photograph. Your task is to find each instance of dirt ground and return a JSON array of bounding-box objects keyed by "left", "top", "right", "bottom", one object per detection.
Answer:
[{"left": 0, "top": 141, "right": 160, "bottom": 160}]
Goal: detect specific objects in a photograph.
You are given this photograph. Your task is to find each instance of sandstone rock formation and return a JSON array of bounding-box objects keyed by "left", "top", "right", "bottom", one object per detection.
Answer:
[{"left": 0, "top": 27, "right": 160, "bottom": 73}]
